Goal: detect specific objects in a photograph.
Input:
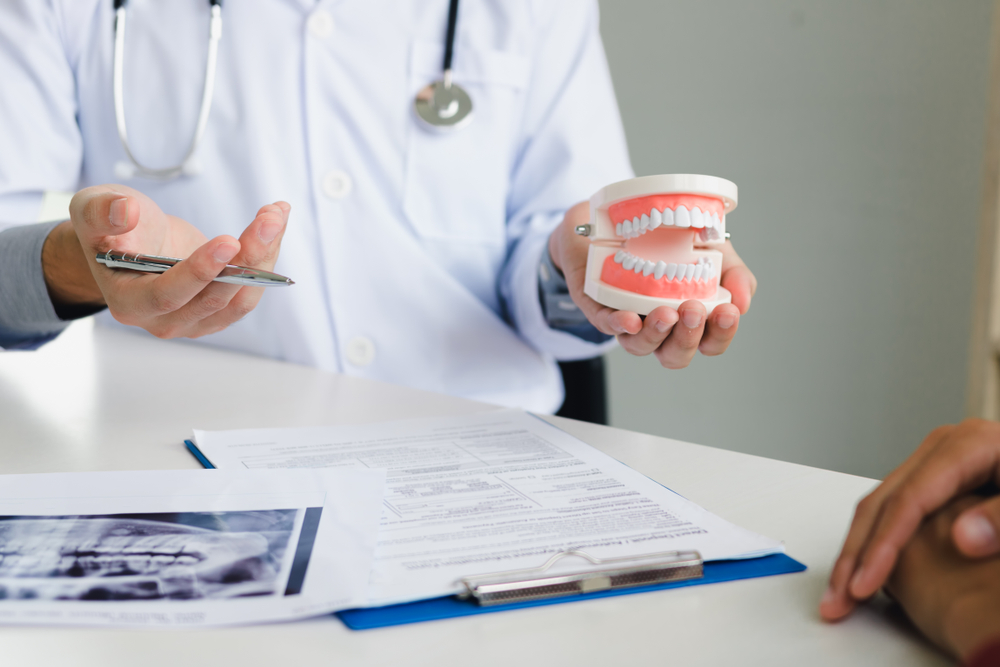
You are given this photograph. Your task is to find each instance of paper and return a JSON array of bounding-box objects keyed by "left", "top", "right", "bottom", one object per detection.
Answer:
[
  {"left": 194, "top": 410, "right": 783, "bottom": 606},
  {"left": 0, "top": 468, "right": 385, "bottom": 627}
]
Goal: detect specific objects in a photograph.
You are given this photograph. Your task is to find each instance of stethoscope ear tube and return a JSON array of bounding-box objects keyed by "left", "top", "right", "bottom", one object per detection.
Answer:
[{"left": 112, "top": 0, "right": 222, "bottom": 180}]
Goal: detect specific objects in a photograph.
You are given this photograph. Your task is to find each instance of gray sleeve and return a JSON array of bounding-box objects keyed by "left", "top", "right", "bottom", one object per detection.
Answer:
[{"left": 0, "top": 221, "right": 71, "bottom": 348}]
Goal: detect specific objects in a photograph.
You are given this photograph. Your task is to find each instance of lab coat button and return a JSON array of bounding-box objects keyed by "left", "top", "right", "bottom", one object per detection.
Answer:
[
  {"left": 346, "top": 337, "right": 375, "bottom": 366},
  {"left": 307, "top": 11, "right": 334, "bottom": 39},
  {"left": 322, "top": 170, "right": 353, "bottom": 199}
]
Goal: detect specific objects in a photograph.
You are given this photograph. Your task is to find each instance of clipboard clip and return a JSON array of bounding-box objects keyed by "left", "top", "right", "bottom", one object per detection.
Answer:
[{"left": 458, "top": 549, "right": 703, "bottom": 607}]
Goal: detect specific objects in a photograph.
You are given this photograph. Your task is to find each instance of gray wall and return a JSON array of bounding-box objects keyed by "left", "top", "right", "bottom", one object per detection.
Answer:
[{"left": 599, "top": 0, "right": 993, "bottom": 478}]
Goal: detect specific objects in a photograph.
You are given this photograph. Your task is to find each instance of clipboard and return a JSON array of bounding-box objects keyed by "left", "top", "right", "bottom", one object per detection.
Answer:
[
  {"left": 335, "top": 551, "right": 804, "bottom": 629},
  {"left": 185, "top": 439, "right": 807, "bottom": 630}
]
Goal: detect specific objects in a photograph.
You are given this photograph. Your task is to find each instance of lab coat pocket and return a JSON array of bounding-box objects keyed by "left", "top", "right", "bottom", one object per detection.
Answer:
[{"left": 404, "top": 42, "right": 529, "bottom": 245}]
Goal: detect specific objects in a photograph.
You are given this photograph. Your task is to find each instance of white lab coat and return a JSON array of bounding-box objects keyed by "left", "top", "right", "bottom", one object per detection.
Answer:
[{"left": 0, "top": 0, "right": 633, "bottom": 412}]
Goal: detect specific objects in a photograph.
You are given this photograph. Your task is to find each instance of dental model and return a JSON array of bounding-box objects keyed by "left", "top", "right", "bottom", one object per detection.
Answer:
[{"left": 580, "top": 174, "right": 737, "bottom": 315}]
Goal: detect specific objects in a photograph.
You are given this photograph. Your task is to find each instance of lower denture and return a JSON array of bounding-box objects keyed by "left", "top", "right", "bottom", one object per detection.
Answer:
[{"left": 600, "top": 255, "right": 718, "bottom": 299}]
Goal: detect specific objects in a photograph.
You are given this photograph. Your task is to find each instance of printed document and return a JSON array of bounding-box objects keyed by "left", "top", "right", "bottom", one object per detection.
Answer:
[
  {"left": 193, "top": 410, "right": 784, "bottom": 606},
  {"left": 0, "top": 468, "right": 385, "bottom": 627}
]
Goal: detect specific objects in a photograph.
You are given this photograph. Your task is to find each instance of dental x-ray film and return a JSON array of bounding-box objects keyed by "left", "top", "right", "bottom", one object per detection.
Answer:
[{"left": 0, "top": 469, "right": 385, "bottom": 627}]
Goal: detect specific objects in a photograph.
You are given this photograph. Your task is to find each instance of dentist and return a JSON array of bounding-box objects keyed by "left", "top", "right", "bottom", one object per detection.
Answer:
[{"left": 0, "top": 0, "right": 755, "bottom": 411}]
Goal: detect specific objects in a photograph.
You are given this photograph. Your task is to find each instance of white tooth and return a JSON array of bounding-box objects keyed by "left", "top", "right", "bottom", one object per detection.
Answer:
[
  {"left": 640, "top": 214, "right": 650, "bottom": 230},
  {"left": 694, "top": 265, "right": 704, "bottom": 281},
  {"left": 650, "top": 208, "right": 662, "bottom": 229},
  {"left": 675, "top": 205, "right": 691, "bottom": 228},
  {"left": 662, "top": 207, "right": 674, "bottom": 226},
  {"left": 666, "top": 263, "right": 678, "bottom": 280},
  {"left": 623, "top": 219, "right": 632, "bottom": 236},
  {"left": 616, "top": 222, "right": 623, "bottom": 236},
  {"left": 712, "top": 213, "right": 721, "bottom": 228},
  {"left": 704, "top": 265, "right": 714, "bottom": 280},
  {"left": 633, "top": 258, "right": 645, "bottom": 274},
  {"left": 623, "top": 255, "right": 637, "bottom": 270},
  {"left": 685, "top": 264, "right": 696, "bottom": 281},
  {"left": 632, "top": 217, "right": 641, "bottom": 237},
  {"left": 614, "top": 250, "right": 626, "bottom": 263},
  {"left": 654, "top": 261, "right": 667, "bottom": 279},
  {"left": 691, "top": 207, "right": 705, "bottom": 228},
  {"left": 642, "top": 260, "right": 655, "bottom": 276}
]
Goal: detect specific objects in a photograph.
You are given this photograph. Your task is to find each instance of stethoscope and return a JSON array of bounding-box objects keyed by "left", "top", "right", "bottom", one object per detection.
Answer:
[
  {"left": 112, "top": 0, "right": 222, "bottom": 180},
  {"left": 413, "top": 0, "right": 474, "bottom": 132},
  {"left": 112, "top": 0, "right": 472, "bottom": 182}
]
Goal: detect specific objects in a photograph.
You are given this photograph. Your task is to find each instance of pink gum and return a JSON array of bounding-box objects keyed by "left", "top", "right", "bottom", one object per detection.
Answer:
[
  {"left": 600, "top": 255, "right": 718, "bottom": 299},
  {"left": 608, "top": 194, "right": 724, "bottom": 225}
]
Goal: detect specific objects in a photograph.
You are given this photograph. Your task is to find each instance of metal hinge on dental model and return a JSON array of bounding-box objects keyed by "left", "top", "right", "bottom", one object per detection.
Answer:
[{"left": 458, "top": 549, "right": 703, "bottom": 606}]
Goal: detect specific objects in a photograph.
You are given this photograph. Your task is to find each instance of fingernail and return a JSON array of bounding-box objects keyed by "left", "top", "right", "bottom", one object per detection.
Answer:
[
  {"left": 717, "top": 313, "right": 736, "bottom": 329},
  {"left": 958, "top": 515, "right": 999, "bottom": 551},
  {"left": 258, "top": 220, "right": 283, "bottom": 244},
  {"left": 213, "top": 243, "right": 239, "bottom": 264},
  {"left": 820, "top": 587, "right": 836, "bottom": 608},
  {"left": 681, "top": 310, "right": 702, "bottom": 329},
  {"left": 848, "top": 567, "right": 866, "bottom": 596},
  {"left": 611, "top": 323, "right": 627, "bottom": 334},
  {"left": 109, "top": 198, "right": 128, "bottom": 228},
  {"left": 654, "top": 319, "right": 670, "bottom": 333}
]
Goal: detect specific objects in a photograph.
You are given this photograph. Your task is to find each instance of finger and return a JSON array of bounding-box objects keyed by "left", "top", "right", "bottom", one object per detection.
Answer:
[
  {"left": 69, "top": 187, "right": 142, "bottom": 248},
  {"left": 719, "top": 242, "right": 756, "bottom": 314},
  {"left": 821, "top": 425, "right": 956, "bottom": 621},
  {"left": 847, "top": 422, "right": 1000, "bottom": 601},
  {"left": 616, "top": 307, "right": 678, "bottom": 356},
  {"left": 233, "top": 202, "right": 289, "bottom": 270},
  {"left": 192, "top": 285, "right": 264, "bottom": 337},
  {"left": 652, "top": 301, "right": 706, "bottom": 369},
  {"left": 563, "top": 279, "right": 642, "bottom": 337},
  {"left": 158, "top": 281, "right": 243, "bottom": 332},
  {"left": 115, "top": 237, "right": 240, "bottom": 323},
  {"left": 953, "top": 496, "right": 1000, "bottom": 558},
  {"left": 698, "top": 304, "right": 740, "bottom": 356}
]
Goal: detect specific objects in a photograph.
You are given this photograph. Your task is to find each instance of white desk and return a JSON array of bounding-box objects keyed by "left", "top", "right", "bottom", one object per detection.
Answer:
[{"left": 0, "top": 323, "right": 949, "bottom": 666}]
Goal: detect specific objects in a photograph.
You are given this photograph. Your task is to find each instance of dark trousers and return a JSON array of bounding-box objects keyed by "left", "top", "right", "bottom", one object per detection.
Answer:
[{"left": 555, "top": 357, "right": 607, "bottom": 425}]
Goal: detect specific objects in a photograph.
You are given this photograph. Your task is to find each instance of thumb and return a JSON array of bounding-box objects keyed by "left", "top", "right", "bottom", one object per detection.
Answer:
[
  {"left": 953, "top": 497, "right": 1000, "bottom": 558},
  {"left": 69, "top": 186, "right": 142, "bottom": 247}
]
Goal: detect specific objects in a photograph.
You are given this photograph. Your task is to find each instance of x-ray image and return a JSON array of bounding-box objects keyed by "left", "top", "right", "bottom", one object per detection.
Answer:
[{"left": 0, "top": 510, "right": 312, "bottom": 601}]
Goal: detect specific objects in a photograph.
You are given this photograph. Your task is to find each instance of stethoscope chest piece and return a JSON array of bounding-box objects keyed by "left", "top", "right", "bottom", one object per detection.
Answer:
[{"left": 414, "top": 79, "right": 473, "bottom": 132}]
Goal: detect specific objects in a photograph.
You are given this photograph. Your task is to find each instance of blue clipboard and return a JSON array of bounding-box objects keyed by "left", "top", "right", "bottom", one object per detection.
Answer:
[{"left": 184, "top": 440, "right": 807, "bottom": 630}]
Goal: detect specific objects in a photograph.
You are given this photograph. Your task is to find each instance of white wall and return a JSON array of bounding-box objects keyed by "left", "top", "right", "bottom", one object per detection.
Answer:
[{"left": 599, "top": 0, "right": 993, "bottom": 478}]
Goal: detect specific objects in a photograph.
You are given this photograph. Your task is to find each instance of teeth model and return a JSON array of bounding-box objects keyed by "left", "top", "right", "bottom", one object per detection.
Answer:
[{"left": 582, "top": 174, "right": 738, "bottom": 315}]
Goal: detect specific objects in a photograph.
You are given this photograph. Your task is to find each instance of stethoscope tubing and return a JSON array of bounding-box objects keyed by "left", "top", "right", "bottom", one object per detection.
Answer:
[{"left": 113, "top": 0, "right": 222, "bottom": 180}]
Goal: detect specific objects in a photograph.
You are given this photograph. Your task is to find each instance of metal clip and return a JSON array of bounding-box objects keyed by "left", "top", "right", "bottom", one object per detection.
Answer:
[
  {"left": 458, "top": 549, "right": 702, "bottom": 606},
  {"left": 574, "top": 224, "right": 593, "bottom": 236}
]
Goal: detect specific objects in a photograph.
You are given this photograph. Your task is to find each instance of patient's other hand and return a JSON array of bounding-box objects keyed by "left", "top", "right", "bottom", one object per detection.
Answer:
[{"left": 886, "top": 496, "right": 1000, "bottom": 660}]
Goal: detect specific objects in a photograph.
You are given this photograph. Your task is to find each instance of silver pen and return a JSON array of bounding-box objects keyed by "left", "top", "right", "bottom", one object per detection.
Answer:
[{"left": 95, "top": 250, "right": 294, "bottom": 287}]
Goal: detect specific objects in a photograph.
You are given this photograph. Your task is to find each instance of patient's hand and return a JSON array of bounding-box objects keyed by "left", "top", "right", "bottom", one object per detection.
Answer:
[
  {"left": 59, "top": 184, "right": 288, "bottom": 338},
  {"left": 885, "top": 496, "right": 1000, "bottom": 660},
  {"left": 549, "top": 201, "right": 756, "bottom": 368},
  {"left": 821, "top": 419, "right": 1000, "bottom": 623}
]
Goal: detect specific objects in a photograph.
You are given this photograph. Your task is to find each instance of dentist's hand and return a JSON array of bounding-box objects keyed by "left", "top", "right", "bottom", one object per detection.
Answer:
[
  {"left": 48, "top": 184, "right": 289, "bottom": 338},
  {"left": 548, "top": 201, "right": 756, "bottom": 368}
]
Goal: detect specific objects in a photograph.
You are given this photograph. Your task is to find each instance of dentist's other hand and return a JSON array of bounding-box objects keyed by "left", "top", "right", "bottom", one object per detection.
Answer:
[
  {"left": 821, "top": 419, "right": 1000, "bottom": 622},
  {"left": 548, "top": 201, "right": 756, "bottom": 367},
  {"left": 57, "top": 184, "right": 289, "bottom": 338}
]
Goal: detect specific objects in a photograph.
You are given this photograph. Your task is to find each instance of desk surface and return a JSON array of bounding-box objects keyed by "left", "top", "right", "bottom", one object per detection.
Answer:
[{"left": 0, "top": 323, "right": 949, "bottom": 666}]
